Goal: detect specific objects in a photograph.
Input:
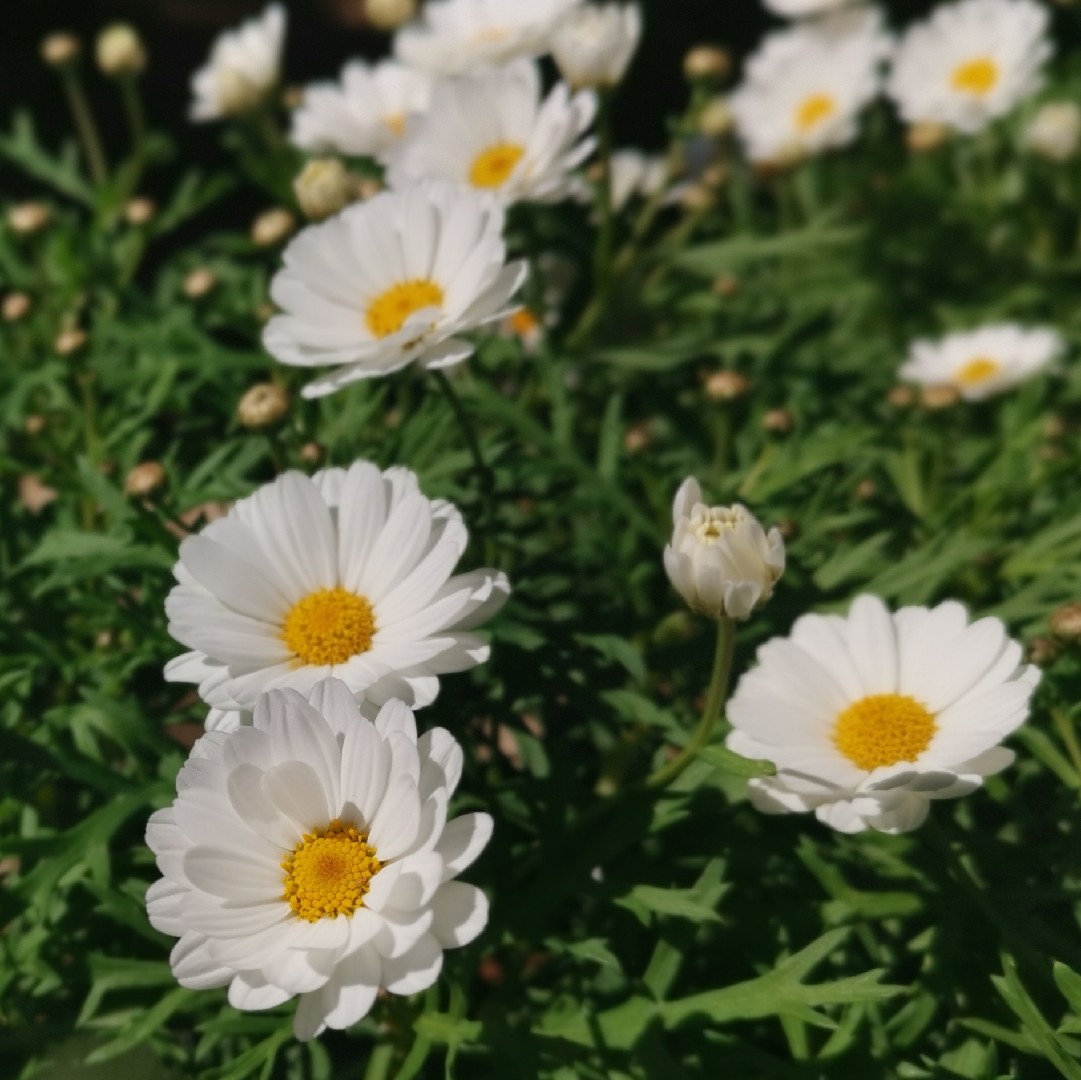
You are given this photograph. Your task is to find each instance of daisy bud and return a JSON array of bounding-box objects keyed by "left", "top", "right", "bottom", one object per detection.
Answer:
[
  {"left": 1050, "top": 602, "right": 1081, "bottom": 642},
  {"left": 624, "top": 423, "right": 652, "bottom": 454},
  {"left": 551, "top": 4, "right": 643, "bottom": 91},
  {"left": 41, "top": 32, "right": 81, "bottom": 68},
  {"left": 124, "top": 197, "right": 156, "bottom": 226},
  {"left": 55, "top": 328, "right": 88, "bottom": 357},
  {"left": 294, "top": 159, "right": 359, "bottom": 222},
  {"left": 855, "top": 479, "right": 877, "bottom": 502},
  {"left": 299, "top": 441, "right": 325, "bottom": 465},
  {"left": 888, "top": 385, "right": 916, "bottom": 408},
  {"left": 366, "top": 0, "right": 418, "bottom": 30},
  {"left": 237, "top": 382, "right": 290, "bottom": 428},
  {"left": 703, "top": 370, "right": 751, "bottom": 402},
  {"left": 124, "top": 461, "right": 167, "bottom": 498},
  {"left": 19, "top": 475, "right": 59, "bottom": 514},
  {"left": 906, "top": 122, "right": 951, "bottom": 154},
  {"left": 96, "top": 24, "right": 147, "bottom": 78},
  {"left": 24, "top": 415, "right": 47, "bottom": 436},
  {"left": 762, "top": 407, "right": 795, "bottom": 434},
  {"left": 664, "top": 476, "right": 785, "bottom": 620},
  {"left": 251, "top": 207, "right": 296, "bottom": 247},
  {"left": 2, "top": 292, "right": 32, "bottom": 322},
  {"left": 1027, "top": 635, "right": 1059, "bottom": 667},
  {"left": 698, "top": 96, "right": 734, "bottom": 138},
  {"left": 1023, "top": 102, "right": 1081, "bottom": 163},
  {"left": 183, "top": 268, "right": 217, "bottom": 300},
  {"left": 919, "top": 385, "right": 960, "bottom": 410},
  {"left": 7, "top": 202, "right": 51, "bottom": 235},
  {"left": 683, "top": 45, "right": 731, "bottom": 82}
]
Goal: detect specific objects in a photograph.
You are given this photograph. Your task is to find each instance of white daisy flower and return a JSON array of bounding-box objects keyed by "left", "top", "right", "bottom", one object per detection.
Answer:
[
  {"left": 146, "top": 679, "right": 492, "bottom": 1040},
  {"left": 726, "top": 595, "right": 1040, "bottom": 834},
  {"left": 164, "top": 461, "right": 510, "bottom": 715},
  {"left": 664, "top": 477, "right": 785, "bottom": 620},
  {"left": 262, "top": 179, "right": 526, "bottom": 396},
  {"left": 190, "top": 4, "right": 286, "bottom": 122},
  {"left": 888, "top": 0, "right": 1051, "bottom": 135},
  {"left": 551, "top": 4, "right": 642, "bottom": 90},
  {"left": 899, "top": 324, "right": 1064, "bottom": 401},
  {"left": 394, "top": 0, "right": 583, "bottom": 76},
  {"left": 763, "top": 0, "right": 859, "bottom": 18},
  {"left": 730, "top": 10, "right": 891, "bottom": 164},
  {"left": 290, "top": 60, "right": 432, "bottom": 159},
  {"left": 384, "top": 60, "right": 596, "bottom": 206}
]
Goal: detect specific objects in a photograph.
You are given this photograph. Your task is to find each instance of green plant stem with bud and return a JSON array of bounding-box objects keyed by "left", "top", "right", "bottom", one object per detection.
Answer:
[
  {"left": 646, "top": 615, "right": 736, "bottom": 790},
  {"left": 58, "top": 66, "right": 109, "bottom": 187}
]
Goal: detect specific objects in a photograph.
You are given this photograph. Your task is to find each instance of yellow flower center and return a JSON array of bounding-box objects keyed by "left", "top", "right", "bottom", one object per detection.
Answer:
[
  {"left": 282, "top": 820, "right": 381, "bottom": 922},
  {"left": 471, "top": 25, "right": 511, "bottom": 44},
  {"left": 956, "top": 356, "right": 1002, "bottom": 387},
  {"left": 693, "top": 508, "right": 746, "bottom": 546},
  {"left": 365, "top": 279, "right": 444, "bottom": 339},
  {"left": 832, "top": 693, "right": 937, "bottom": 771},
  {"left": 383, "top": 112, "right": 406, "bottom": 137},
  {"left": 282, "top": 587, "right": 376, "bottom": 666},
  {"left": 469, "top": 143, "right": 525, "bottom": 189},
  {"left": 951, "top": 57, "right": 999, "bottom": 97},
  {"left": 508, "top": 308, "right": 541, "bottom": 337},
  {"left": 795, "top": 93, "right": 837, "bottom": 133}
]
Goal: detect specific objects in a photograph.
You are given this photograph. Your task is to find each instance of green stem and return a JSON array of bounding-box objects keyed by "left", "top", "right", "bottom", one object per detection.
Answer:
[
  {"left": 362, "top": 1042, "right": 395, "bottom": 1080},
  {"left": 1051, "top": 707, "right": 1081, "bottom": 781},
  {"left": 60, "top": 68, "right": 108, "bottom": 186},
  {"left": 117, "top": 76, "right": 147, "bottom": 198},
  {"left": 593, "top": 89, "right": 616, "bottom": 298},
  {"left": 646, "top": 616, "right": 736, "bottom": 790},
  {"left": 78, "top": 371, "right": 100, "bottom": 530},
  {"left": 432, "top": 370, "right": 494, "bottom": 504}
]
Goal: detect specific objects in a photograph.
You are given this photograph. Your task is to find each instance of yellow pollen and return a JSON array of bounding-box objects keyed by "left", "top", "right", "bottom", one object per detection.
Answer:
[
  {"left": 282, "top": 587, "right": 376, "bottom": 666},
  {"left": 951, "top": 57, "right": 999, "bottom": 96},
  {"left": 833, "top": 693, "right": 937, "bottom": 771},
  {"left": 509, "top": 308, "right": 541, "bottom": 337},
  {"left": 469, "top": 143, "right": 525, "bottom": 189},
  {"left": 471, "top": 25, "right": 511, "bottom": 44},
  {"left": 383, "top": 112, "right": 406, "bottom": 137},
  {"left": 365, "top": 279, "right": 444, "bottom": 339},
  {"left": 282, "top": 820, "right": 381, "bottom": 922},
  {"left": 956, "top": 356, "right": 1001, "bottom": 387},
  {"left": 795, "top": 93, "right": 837, "bottom": 133}
]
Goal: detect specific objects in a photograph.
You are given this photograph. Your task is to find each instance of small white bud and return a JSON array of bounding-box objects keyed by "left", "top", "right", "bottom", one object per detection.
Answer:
[
  {"left": 551, "top": 4, "right": 642, "bottom": 91},
  {"left": 96, "top": 24, "right": 147, "bottom": 77},
  {"left": 294, "top": 159, "right": 359, "bottom": 221},
  {"left": 663, "top": 477, "right": 785, "bottom": 619},
  {"left": 1023, "top": 103, "right": 1081, "bottom": 163}
]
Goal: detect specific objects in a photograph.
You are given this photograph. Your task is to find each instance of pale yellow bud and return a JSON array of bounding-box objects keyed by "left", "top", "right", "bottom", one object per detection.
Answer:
[
  {"left": 366, "top": 0, "right": 418, "bottom": 30},
  {"left": 699, "top": 97, "right": 733, "bottom": 139},
  {"left": 183, "top": 268, "right": 217, "bottom": 300},
  {"left": 2, "top": 293, "right": 32, "bottom": 322},
  {"left": 251, "top": 208, "right": 296, "bottom": 247},
  {"left": 703, "top": 370, "right": 750, "bottom": 402},
  {"left": 684, "top": 46, "right": 731, "bottom": 82},
  {"left": 888, "top": 385, "right": 916, "bottom": 408},
  {"left": 24, "top": 415, "right": 47, "bottom": 436},
  {"left": 237, "top": 383, "right": 290, "bottom": 428},
  {"left": 96, "top": 24, "right": 147, "bottom": 77},
  {"left": 1023, "top": 102, "right": 1081, "bottom": 163},
  {"left": 55, "top": 329, "right": 88, "bottom": 357},
  {"left": 7, "top": 202, "right": 52, "bottom": 235},
  {"left": 762, "top": 408, "right": 795, "bottom": 435},
  {"left": 906, "top": 122, "right": 951, "bottom": 154},
  {"left": 125, "top": 197, "right": 157, "bottom": 226},
  {"left": 294, "top": 159, "right": 359, "bottom": 222},
  {"left": 299, "top": 442, "right": 326, "bottom": 465},
  {"left": 42, "top": 33, "right": 81, "bottom": 68},
  {"left": 1050, "top": 602, "right": 1081, "bottom": 641},
  {"left": 124, "top": 461, "right": 167, "bottom": 498},
  {"left": 919, "top": 385, "right": 960, "bottom": 410}
]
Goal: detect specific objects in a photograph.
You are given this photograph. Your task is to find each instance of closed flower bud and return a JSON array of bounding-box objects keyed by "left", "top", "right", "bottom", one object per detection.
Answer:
[
  {"left": 624, "top": 422, "right": 652, "bottom": 453},
  {"left": 294, "top": 159, "right": 359, "bottom": 221},
  {"left": 124, "top": 197, "right": 156, "bottom": 226},
  {"left": 1023, "top": 103, "right": 1081, "bottom": 163},
  {"left": 664, "top": 476, "right": 784, "bottom": 619},
  {"left": 919, "top": 384, "right": 960, "bottom": 410},
  {"left": 684, "top": 45, "right": 731, "bottom": 82},
  {"left": 24, "top": 415, "right": 47, "bottom": 436},
  {"left": 699, "top": 96, "right": 734, "bottom": 138},
  {"left": 251, "top": 207, "right": 296, "bottom": 247},
  {"left": 299, "top": 441, "right": 325, "bottom": 465},
  {"left": 1027, "top": 635, "right": 1059, "bottom": 666},
  {"left": 41, "top": 32, "right": 81, "bottom": 67},
  {"left": 551, "top": 4, "right": 643, "bottom": 91},
  {"left": 711, "top": 274, "right": 741, "bottom": 298},
  {"left": 2, "top": 292, "right": 32, "bottom": 322},
  {"left": 703, "top": 369, "right": 750, "bottom": 402},
  {"left": 906, "top": 122, "right": 951, "bottom": 154},
  {"left": 55, "top": 328, "right": 88, "bottom": 356},
  {"left": 19, "top": 475, "right": 59, "bottom": 514},
  {"left": 366, "top": 0, "right": 418, "bottom": 30},
  {"left": 124, "top": 461, "right": 166, "bottom": 497},
  {"left": 183, "top": 268, "right": 217, "bottom": 299},
  {"left": 96, "top": 24, "right": 147, "bottom": 77},
  {"left": 888, "top": 385, "right": 916, "bottom": 408},
  {"left": 1050, "top": 602, "right": 1081, "bottom": 641},
  {"left": 237, "top": 382, "right": 289, "bottom": 428},
  {"left": 762, "top": 407, "right": 795, "bottom": 434},
  {"left": 7, "top": 202, "right": 52, "bottom": 235}
]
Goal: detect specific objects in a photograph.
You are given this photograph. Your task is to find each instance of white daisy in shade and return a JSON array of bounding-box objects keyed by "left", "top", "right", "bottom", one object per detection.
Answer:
[
  {"left": 730, "top": 11, "right": 890, "bottom": 165},
  {"left": 888, "top": 0, "right": 1051, "bottom": 135},
  {"left": 146, "top": 679, "right": 492, "bottom": 1040},
  {"left": 763, "top": 0, "right": 859, "bottom": 18},
  {"left": 551, "top": 4, "right": 643, "bottom": 90},
  {"left": 190, "top": 4, "right": 286, "bottom": 122},
  {"left": 385, "top": 60, "right": 596, "bottom": 206},
  {"left": 164, "top": 461, "right": 510, "bottom": 715},
  {"left": 290, "top": 60, "right": 432, "bottom": 159},
  {"left": 394, "top": 0, "right": 583, "bottom": 76},
  {"left": 262, "top": 180, "right": 526, "bottom": 396},
  {"left": 726, "top": 595, "right": 1040, "bottom": 834},
  {"left": 899, "top": 324, "right": 1064, "bottom": 401}
]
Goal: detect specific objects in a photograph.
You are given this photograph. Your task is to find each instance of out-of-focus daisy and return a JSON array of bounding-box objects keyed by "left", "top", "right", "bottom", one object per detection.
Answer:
[
  {"left": 888, "top": 0, "right": 1050, "bottom": 135},
  {"left": 385, "top": 61, "right": 596, "bottom": 206},
  {"left": 607, "top": 150, "right": 667, "bottom": 211},
  {"left": 551, "top": 4, "right": 642, "bottom": 90},
  {"left": 263, "top": 180, "right": 526, "bottom": 395},
  {"left": 290, "top": 60, "right": 432, "bottom": 159},
  {"left": 190, "top": 4, "right": 286, "bottom": 122},
  {"left": 664, "top": 477, "right": 785, "bottom": 620},
  {"left": 899, "top": 324, "right": 1063, "bottom": 401},
  {"left": 165, "top": 461, "right": 510, "bottom": 714},
  {"left": 726, "top": 595, "right": 1039, "bottom": 834},
  {"left": 1023, "top": 102, "right": 1081, "bottom": 163},
  {"left": 394, "top": 0, "right": 582, "bottom": 76},
  {"left": 730, "top": 11, "right": 891, "bottom": 165},
  {"left": 147, "top": 679, "right": 492, "bottom": 1040},
  {"left": 763, "top": 0, "right": 859, "bottom": 17}
]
